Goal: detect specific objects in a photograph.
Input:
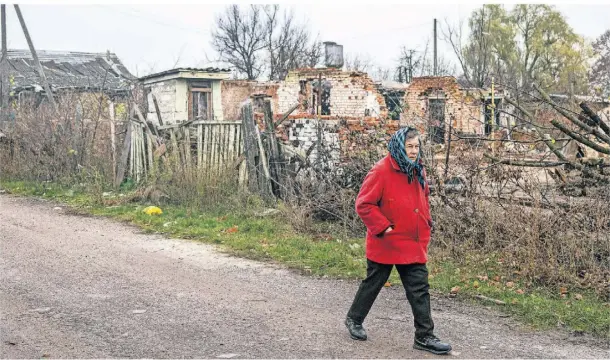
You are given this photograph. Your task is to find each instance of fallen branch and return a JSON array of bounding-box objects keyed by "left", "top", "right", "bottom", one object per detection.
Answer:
[
  {"left": 484, "top": 154, "right": 567, "bottom": 167},
  {"left": 550, "top": 120, "right": 610, "bottom": 155},
  {"left": 475, "top": 294, "right": 506, "bottom": 305},
  {"left": 504, "top": 97, "right": 610, "bottom": 183},
  {"left": 533, "top": 83, "right": 610, "bottom": 145}
]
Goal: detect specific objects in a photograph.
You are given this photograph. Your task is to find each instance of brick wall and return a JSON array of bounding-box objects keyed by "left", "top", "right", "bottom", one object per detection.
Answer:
[
  {"left": 402, "top": 77, "right": 486, "bottom": 136},
  {"left": 222, "top": 68, "right": 388, "bottom": 123},
  {"left": 275, "top": 116, "right": 400, "bottom": 168},
  {"left": 222, "top": 80, "right": 280, "bottom": 120},
  {"left": 277, "top": 68, "right": 387, "bottom": 119}
]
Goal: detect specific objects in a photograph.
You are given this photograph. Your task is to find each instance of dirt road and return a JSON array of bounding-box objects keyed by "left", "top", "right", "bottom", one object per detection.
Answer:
[{"left": 1, "top": 194, "right": 608, "bottom": 358}]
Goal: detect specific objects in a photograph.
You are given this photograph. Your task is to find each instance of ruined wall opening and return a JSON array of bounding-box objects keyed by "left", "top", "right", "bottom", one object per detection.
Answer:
[
  {"left": 312, "top": 79, "right": 331, "bottom": 115},
  {"left": 484, "top": 98, "right": 501, "bottom": 135},
  {"left": 429, "top": 98, "right": 446, "bottom": 144},
  {"left": 383, "top": 90, "right": 405, "bottom": 120}
]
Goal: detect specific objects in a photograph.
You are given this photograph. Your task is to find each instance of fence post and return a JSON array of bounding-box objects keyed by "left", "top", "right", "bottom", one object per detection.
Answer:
[
  {"left": 241, "top": 102, "right": 259, "bottom": 193},
  {"left": 262, "top": 99, "right": 283, "bottom": 198}
]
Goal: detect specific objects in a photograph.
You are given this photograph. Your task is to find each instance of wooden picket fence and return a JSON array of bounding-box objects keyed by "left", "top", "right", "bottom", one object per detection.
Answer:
[
  {"left": 192, "top": 121, "right": 245, "bottom": 180},
  {"left": 118, "top": 97, "right": 300, "bottom": 202},
  {"left": 120, "top": 103, "right": 246, "bottom": 186}
]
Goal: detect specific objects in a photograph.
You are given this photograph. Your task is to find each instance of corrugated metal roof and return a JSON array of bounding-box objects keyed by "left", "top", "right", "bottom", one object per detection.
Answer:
[
  {"left": 6, "top": 49, "right": 135, "bottom": 94},
  {"left": 139, "top": 67, "right": 232, "bottom": 81}
]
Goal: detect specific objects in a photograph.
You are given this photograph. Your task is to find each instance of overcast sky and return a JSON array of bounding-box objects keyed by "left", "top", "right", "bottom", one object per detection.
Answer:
[{"left": 3, "top": 3, "right": 610, "bottom": 78}]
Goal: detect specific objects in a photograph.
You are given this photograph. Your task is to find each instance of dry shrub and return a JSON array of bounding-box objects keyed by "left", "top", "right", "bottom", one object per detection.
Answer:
[
  {"left": 138, "top": 154, "right": 260, "bottom": 214},
  {"left": 0, "top": 92, "right": 127, "bottom": 187}
]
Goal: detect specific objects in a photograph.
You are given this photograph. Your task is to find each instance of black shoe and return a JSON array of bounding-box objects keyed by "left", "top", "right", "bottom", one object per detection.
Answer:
[
  {"left": 413, "top": 335, "right": 452, "bottom": 355},
  {"left": 345, "top": 317, "right": 367, "bottom": 341}
]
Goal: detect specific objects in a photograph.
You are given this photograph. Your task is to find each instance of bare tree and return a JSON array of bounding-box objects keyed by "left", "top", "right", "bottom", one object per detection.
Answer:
[
  {"left": 211, "top": 5, "right": 268, "bottom": 80},
  {"left": 343, "top": 53, "right": 373, "bottom": 73},
  {"left": 264, "top": 5, "right": 322, "bottom": 80},
  {"left": 394, "top": 45, "right": 455, "bottom": 81}
]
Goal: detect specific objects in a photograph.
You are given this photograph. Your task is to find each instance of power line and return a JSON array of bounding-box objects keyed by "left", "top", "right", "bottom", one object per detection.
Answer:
[
  {"left": 341, "top": 20, "right": 432, "bottom": 41},
  {"left": 92, "top": 5, "right": 208, "bottom": 36}
]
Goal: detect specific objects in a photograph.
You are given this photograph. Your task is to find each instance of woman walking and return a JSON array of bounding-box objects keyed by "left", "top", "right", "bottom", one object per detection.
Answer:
[{"left": 345, "top": 126, "right": 452, "bottom": 355}]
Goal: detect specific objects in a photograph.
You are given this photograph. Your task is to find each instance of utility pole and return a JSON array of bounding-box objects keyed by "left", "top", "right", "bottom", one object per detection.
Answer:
[
  {"left": 1, "top": 4, "right": 8, "bottom": 114},
  {"left": 491, "top": 76, "right": 496, "bottom": 155},
  {"left": 433, "top": 18, "right": 437, "bottom": 76},
  {"left": 406, "top": 53, "right": 412, "bottom": 83},
  {"left": 14, "top": 4, "right": 58, "bottom": 113}
]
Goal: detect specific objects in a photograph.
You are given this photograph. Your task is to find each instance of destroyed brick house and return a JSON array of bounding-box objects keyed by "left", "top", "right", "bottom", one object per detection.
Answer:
[
  {"left": 219, "top": 67, "right": 512, "bottom": 157},
  {"left": 1, "top": 49, "right": 135, "bottom": 112}
]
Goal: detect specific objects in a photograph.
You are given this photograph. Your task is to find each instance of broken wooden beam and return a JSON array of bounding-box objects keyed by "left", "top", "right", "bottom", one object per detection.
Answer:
[
  {"left": 273, "top": 102, "right": 300, "bottom": 128},
  {"left": 115, "top": 109, "right": 134, "bottom": 188},
  {"left": 14, "top": 5, "right": 58, "bottom": 114},
  {"left": 263, "top": 99, "right": 283, "bottom": 198},
  {"left": 241, "top": 102, "right": 259, "bottom": 193},
  {"left": 133, "top": 103, "right": 160, "bottom": 151},
  {"left": 152, "top": 94, "right": 164, "bottom": 126}
]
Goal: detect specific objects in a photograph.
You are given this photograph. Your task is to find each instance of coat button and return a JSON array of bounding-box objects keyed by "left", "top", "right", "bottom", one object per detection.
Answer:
[{"left": 414, "top": 208, "right": 419, "bottom": 213}]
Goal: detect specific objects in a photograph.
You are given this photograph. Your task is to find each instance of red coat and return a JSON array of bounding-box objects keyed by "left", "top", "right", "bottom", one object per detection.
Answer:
[{"left": 355, "top": 154, "right": 432, "bottom": 265}]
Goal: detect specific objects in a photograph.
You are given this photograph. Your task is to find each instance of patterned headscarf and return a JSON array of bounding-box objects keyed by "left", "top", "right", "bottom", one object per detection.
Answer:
[{"left": 387, "top": 127, "right": 426, "bottom": 188}]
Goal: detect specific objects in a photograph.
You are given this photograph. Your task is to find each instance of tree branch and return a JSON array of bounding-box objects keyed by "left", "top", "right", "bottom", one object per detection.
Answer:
[
  {"left": 550, "top": 120, "right": 610, "bottom": 155},
  {"left": 484, "top": 154, "right": 567, "bottom": 167},
  {"left": 533, "top": 83, "right": 610, "bottom": 145}
]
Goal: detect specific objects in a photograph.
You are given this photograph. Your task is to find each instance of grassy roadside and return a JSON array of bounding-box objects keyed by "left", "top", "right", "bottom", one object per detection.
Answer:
[{"left": 1, "top": 179, "right": 608, "bottom": 338}]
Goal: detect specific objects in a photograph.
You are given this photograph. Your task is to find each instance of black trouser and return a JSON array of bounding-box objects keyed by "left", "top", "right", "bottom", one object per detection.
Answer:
[{"left": 346, "top": 259, "right": 434, "bottom": 338}]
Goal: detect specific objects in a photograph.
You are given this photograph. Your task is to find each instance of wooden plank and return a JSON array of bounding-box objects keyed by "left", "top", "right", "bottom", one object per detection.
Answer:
[
  {"left": 263, "top": 99, "right": 282, "bottom": 197},
  {"left": 253, "top": 116, "right": 273, "bottom": 200},
  {"left": 147, "top": 131, "right": 154, "bottom": 175},
  {"left": 197, "top": 124, "right": 203, "bottom": 169},
  {"left": 109, "top": 101, "right": 116, "bottom": 182},
  {"left": 216, "top": 125, "right": 223, "bottom": 174},
  {"left": 220, "top": 124, "right": 228, "bottom": 168},
  {"left": 183, "top": 126, "right": 191, "bottom": 170},
  {"left": 138, "top": 124, "right": 144, "bottom": 181},
  {"left": 211, "top": 125, "right": 218, "bottom": 176},
  {"left": 152, "top": 94, "right": 164, "bottom": 126},
  {"left": 133, "top": 123, "right": 139, "bottom": 182},
  {"left": 170, "top": 128, "right": 179, "bottom": 169},
  {"left": 273, "top": 102, "right": 300, "bottom": 128},
  {"left": 115, "top": 114, "right": 133, "bottom": 188},
  {"left": 14, "top": 5, "right": 57, "bottom": 113},
  {"left": 129, "top": 122, "right": 135, "bottom": 180},
  {"left": 237, "top": 124, "right": 247, "bottom": 188},
  {"left": 227, "top": 124, "right": 236, "bottom": 167},
  {"left": 141, "top": 124, "right": 147, "bottom": 180},
  {"left": 241, "top": 103, "right": 259, "bottom": 193},
  {"left": 133, "top": 104, "right": 159, "bottom": 151},
  {"left": 202, "top": 124, "right": 210, "bottom": 177}
]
